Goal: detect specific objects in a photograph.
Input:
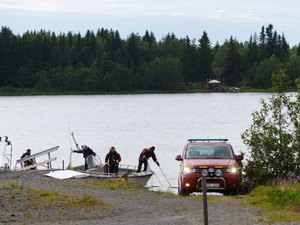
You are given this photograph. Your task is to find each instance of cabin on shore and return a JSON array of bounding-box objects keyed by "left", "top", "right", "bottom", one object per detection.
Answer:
[{"left": 207, "top": 79, "right": 240, "bottom": 93}]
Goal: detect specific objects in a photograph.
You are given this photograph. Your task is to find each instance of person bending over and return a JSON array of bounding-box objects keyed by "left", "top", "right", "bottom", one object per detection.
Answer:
[
  {"left": 73, "top": 145, "right": 96, "bottom": 170},
  {"left": 137, "top": 146, "right": 159, "bottom": 173}
]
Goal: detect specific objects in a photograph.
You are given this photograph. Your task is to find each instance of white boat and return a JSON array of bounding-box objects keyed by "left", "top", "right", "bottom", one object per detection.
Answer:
[
  {"left": 68, "top": 132, "right": 154, "bottom": 186},
  {"left": 71, "top": 158, "right": 154, "bottom": 186}
]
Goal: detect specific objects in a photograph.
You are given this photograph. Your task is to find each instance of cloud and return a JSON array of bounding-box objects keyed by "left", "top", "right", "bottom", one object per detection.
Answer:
[
  {"left": 0, "top": 0, "right": 185, "bottom": 16},
  {"left": 1, "top": 0, "right": 299, "bottom": 23},
  {"left": 206, "top": 9, "right": 261, "bottom": 22}
]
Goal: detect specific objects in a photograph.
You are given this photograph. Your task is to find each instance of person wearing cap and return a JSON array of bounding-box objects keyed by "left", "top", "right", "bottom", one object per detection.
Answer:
[
  {"left": 104, "top": 146, "right": 122, "bottom": 174},
  {"left": 137, "top": 146, "right": 159, "bottom": 173},
  {"left": 20, "top": 149, "right": 36, "bottom": 169},
  {"left": 73, "top": 145, "right": 96, "bottom": 170}
]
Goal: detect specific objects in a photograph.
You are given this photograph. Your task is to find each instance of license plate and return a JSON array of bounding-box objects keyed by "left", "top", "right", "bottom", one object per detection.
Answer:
[{"left": 206, "top": 183, "right": 220, "bottom": 188}]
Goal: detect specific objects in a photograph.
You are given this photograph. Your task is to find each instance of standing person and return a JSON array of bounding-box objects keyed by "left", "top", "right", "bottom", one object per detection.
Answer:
[
  {"left": 104, "top": 146, "right": 121, "bottom": 174},
  {"left": 73, "top": 145, "right": 96, "bottom": 170},
  {"left": 137, "top": 146, "right": 159, "bottom": 173},
  {"left": 20, "top": 149, "right": 36, "bottom": 170}
]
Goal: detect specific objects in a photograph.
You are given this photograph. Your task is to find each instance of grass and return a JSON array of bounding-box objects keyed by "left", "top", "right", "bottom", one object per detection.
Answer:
[
  {"left": 247, "top": 182, "right": 300, "bottom": 223},
  {"left": 83, "top": 178, "right": 144, "bottom": 191},
  {"left": 175, "top": 182, "right": 300, "bottom": 224},
  {"left": 1, "top": 181, "right": 112, "bottom": 210}
]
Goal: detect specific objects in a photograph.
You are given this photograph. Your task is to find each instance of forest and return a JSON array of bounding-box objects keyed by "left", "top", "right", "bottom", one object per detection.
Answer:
[{"left": 0, "top": 24, "right": 300, "bottom": 93}]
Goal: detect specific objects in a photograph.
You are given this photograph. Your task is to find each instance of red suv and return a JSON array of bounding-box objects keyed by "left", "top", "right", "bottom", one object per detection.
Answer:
[{"left": 175, "top": 139, "right": 243, "bottom": 196}]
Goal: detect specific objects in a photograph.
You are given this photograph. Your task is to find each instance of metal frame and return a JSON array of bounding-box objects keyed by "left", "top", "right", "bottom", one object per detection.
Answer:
[
  {"left": 1, "top": 140, "right": 12, "bottom": 171},
  {"left": 188, "top": 138, "right": 228, "bottom": 143},
  {"left": 15, "top": 146, "right": 59, "bottom": 170},
  {"left": 197, "top": 177, "right": 226, "bottom": 191}
]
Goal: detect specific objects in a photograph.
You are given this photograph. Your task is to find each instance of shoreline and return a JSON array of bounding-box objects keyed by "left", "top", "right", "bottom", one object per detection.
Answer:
[
  {"left": 0, "top": 170, "right": 296, "bottom": 225},
  {"left": 0, "top": 87, "right": 283, "bottom": 96}
]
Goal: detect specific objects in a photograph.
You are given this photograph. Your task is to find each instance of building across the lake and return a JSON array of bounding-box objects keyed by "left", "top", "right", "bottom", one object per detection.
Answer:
[{"left": 207, "top": 79, "right": 240, "bottom": 93}]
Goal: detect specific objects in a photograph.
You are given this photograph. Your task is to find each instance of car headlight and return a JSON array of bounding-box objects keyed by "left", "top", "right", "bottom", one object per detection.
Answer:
[
  {"left": 227, "top": 166, "right": 237, "bottom": 173},
  {"left": 184, "top": 166, "right": 196, "bottom": 173},
  {"left": 215, "top": 169, "right": 222, "bottom": 177},
  {"left": 202, "top": 169, "right": 208, "bottom": 177}
]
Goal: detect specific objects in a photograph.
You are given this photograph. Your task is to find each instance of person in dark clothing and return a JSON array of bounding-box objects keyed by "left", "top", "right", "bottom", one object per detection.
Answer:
[
  {"left": 137, "top": 146, "right": 159, "bottom": 173},
  {"left": 73, "top": 145, "right": 96, "bottom": 170},
  {"left": 104, "top": 146, "right": 122, "bottom": 174},
  {"left": 20, "top": 149, "right": 36, "bottom": 170}
]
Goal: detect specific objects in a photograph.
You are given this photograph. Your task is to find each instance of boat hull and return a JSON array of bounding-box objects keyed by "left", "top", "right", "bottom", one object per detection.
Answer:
[{"left": 72, "top": 164, "right": 154, "bottom": 186}]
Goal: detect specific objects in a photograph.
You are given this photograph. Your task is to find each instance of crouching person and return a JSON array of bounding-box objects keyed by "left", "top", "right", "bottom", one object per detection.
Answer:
[{"left": 21, "top": 149, "right": 36, "bottom": 170}]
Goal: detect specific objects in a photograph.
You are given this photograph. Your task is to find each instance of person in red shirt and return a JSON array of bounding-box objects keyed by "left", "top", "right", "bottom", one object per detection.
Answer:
[
  {"left": 137, "top": 146, "right": 159, "bottom": 173},
  {"left": 104, "top": 146, "right": 121, "bottom": 174}
]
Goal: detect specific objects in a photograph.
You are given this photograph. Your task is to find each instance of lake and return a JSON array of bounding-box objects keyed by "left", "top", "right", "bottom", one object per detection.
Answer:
[{"left": 0, "top": 93, "right": 272, "bottom": 188}]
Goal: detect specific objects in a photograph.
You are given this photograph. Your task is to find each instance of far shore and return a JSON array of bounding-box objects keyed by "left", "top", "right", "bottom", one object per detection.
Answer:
[{"left": 0, "top": 87, "right": 282, "bottom": 96}]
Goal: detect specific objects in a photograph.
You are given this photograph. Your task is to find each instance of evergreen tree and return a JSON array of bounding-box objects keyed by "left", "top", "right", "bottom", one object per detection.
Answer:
[
  {"left": 259, "top": 26, "right": 267, "bottom": 61},
  {"left": 223, "top": 37, "right": 242, "bottom": 85},
  {"left": 280, "top": 34, "right": 290, "bottom": 62},
  {"left": 180, "top": 36, "right": 197, "bottom": 83},
  {"left": 0, "top": 25, "right": 297, "bottom": 92},
  {"left": 246, "top": 33, "right": 259, "bottom": 66},
  {"left": 266, "top": 24, "right": 274, "bottom": 58},
  {"left": 197, "top": 32, "right": 213, "bottom": 81},
  {"left": 126, "top": 33, "right": 141, "bottom": 70}
]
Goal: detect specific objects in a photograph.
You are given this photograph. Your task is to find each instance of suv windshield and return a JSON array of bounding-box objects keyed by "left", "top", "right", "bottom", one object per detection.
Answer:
[{"left": 186, "top": 144, "right": 233, "bottom": 159}]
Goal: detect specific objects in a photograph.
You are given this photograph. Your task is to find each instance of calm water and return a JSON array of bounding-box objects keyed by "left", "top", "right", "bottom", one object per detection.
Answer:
[{"left": 0, "top": 93, "right": 272, "bottom": 187}]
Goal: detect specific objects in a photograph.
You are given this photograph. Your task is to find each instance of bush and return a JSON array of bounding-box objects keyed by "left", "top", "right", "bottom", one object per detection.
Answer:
[{"left": 241, "top": 69, "right": 300, "bottom": 192}]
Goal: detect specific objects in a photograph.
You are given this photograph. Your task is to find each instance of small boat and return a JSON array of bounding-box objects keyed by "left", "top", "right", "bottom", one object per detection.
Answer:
[
  {"left": 68, "top": 132, "right": 154, "bottom": 186},
  {"left": 71, "top": 159, "right": 154, "bottom": 186}
]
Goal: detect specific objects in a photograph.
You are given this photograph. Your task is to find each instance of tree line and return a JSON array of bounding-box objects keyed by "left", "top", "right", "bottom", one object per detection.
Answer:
[{"left": 0, "top": 24, "right": 300, "bottom": 92}]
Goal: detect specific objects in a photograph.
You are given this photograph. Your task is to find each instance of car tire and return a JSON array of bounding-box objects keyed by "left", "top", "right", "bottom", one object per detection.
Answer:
[{"left": 178, "top": 179, "right": 189, "bottom": 196}]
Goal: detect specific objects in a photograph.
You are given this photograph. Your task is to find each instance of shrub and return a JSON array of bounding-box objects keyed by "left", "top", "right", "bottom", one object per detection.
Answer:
[{"left": 241, "top": 70, "right": 300, "bottom": 191}]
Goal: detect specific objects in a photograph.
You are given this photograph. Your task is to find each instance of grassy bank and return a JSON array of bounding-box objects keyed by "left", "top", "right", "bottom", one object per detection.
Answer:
[
  {"left": 186, "top": 181, "right": 300, "bottom": 224},
  {"left": 1, "top": 176, "right": 299, "bottom": 224},
  {"left": 246, "top": 182, "right": 300, "bottom": 223}
]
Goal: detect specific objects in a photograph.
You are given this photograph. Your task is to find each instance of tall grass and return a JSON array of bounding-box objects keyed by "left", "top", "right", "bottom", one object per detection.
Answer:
[
  {"left": 2, "top": 182, "right": 111, "bottom": 209},
  {"left": 248, "top": 182, "right": 300, "bottom": 223},
  {"left": 249, "top": 182, "right": 300, "bottom": 210}
]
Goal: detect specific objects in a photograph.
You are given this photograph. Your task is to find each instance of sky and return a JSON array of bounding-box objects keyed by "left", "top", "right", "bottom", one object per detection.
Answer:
[{"left": 0, "top": 0, "right": 300, "bottom": 46}]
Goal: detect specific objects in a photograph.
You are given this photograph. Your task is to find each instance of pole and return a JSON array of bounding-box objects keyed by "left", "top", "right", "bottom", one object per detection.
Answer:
[
  {"left": 202, "top": 177, "right": 209, "bottom": 225},
  {"left": 71, "top": 132, "right": 80, "bottom": 150},
  {"left": 158, "top": 166, "right": 172, "bottom": 188},
  {"left": 148, "top": 161, "right": 163, "bottom": 187},
  {"left": 67, "top": 125, "right": 74, "bottom": 169}
]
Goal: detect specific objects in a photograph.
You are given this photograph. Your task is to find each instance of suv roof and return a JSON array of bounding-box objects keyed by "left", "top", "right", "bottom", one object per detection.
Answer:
[{"left": 187, "top": 138, "right": 228, "bottom": 143}]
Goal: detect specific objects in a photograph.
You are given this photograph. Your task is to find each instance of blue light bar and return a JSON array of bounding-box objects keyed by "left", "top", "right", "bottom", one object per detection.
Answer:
[{"left": 188, "top": 138, "right": 228, "bottom": 143}]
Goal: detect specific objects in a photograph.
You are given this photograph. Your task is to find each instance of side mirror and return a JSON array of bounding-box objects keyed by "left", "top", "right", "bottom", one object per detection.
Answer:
[
  {"left": 235, "top": 155, "right": 244, "bottom": 160},
  {"left": 175, "top": 155, "right": 183, "bottom": 161}
]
